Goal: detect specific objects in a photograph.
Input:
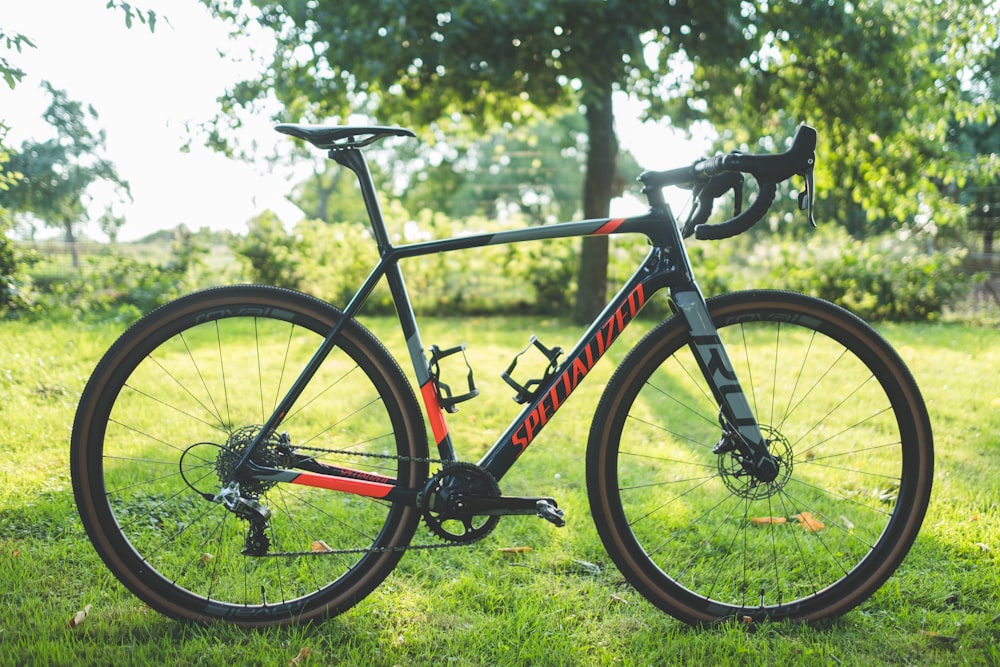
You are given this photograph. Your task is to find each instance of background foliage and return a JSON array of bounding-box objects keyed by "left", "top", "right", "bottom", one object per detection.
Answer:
[
  {"left": 0, "top": 4, "right": 997, "bottom": 665},
  {"left": 6, "top": 212, "right": 980, "bottom": 326},
  {"left": 660, "top": 1, "right": 1000, "bottom": 238}
]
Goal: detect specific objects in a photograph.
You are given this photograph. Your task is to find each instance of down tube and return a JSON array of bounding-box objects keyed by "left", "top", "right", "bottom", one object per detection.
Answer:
[{"left": 478, "top": 266, "right": 657, "bottom": 482}]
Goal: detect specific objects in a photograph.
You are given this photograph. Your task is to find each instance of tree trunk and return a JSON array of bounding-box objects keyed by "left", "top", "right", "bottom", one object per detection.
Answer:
[
  {"left": 63, "top": 218, "right": 79, "bottom": 269},
  {"left": 572, "top": 83, "right": 618, "bottom": 324}
]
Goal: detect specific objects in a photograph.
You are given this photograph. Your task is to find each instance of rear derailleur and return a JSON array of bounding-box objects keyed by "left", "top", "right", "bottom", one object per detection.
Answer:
[
  {"left": 179, "top": 426, "right": 294, "bottom": 557},
  {"left": 214, "top": 481, "right": 272, "bottom": 556}
]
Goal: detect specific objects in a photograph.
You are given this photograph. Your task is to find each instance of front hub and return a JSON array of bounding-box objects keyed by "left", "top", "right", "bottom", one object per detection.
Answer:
[{"left": 715, "top": 426, "right": 792, "bottom": 500}]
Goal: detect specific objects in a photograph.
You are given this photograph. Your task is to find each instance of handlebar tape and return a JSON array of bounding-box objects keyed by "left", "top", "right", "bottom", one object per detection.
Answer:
[
  {"left": 693, "top": 125, "right": 817, "bottom": 183},
  {"left": 686, "top": 125, "right": 815, "bottom": 239},
  {"left": 694, "top": 181, "right": 777, "bottom": 240}
]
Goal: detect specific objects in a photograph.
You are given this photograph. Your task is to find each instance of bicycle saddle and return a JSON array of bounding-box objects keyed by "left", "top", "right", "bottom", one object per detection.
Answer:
[{"left": 275, "top": 124, "right": 416, "bottom": 150}]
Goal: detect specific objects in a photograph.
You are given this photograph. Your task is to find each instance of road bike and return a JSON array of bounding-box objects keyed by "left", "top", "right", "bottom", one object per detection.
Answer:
[{"left": 70, "top": 123, "right": 933, "bottom": 627}]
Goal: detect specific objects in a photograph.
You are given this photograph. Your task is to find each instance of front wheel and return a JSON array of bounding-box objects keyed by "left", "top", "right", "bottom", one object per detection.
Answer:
[
  {"left": 71, "top": 285, "right": 429, "bottom": 626},
  {"left": 587, "top": 290, "right": 933, "bottom": 624}
]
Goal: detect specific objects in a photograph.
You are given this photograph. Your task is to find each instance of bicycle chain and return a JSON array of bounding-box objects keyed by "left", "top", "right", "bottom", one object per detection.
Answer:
[
  {"left": 292, "top": 443, "right": 448, "bottom": 466},
  {"left": 259, "top": 444, "right": 487, "bottom": 557}
]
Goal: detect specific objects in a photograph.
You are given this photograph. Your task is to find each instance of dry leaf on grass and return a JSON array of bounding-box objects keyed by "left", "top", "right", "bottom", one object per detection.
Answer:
[
  {"left": 311, "top": 540, "right": 333, "bottom": 552},
  {"left": 67, "top": 604, "right": 92, "bottom": 629},
  {"left": 499, "top": 546, "right": 533, "bottom": 554},
  {"left": 289, "top": 647, "right": 312, "bottom": 666},
  {"left": 750, "top": 516, "right": 788, "bottom": 525},
  {"left": 793, "top": 512, "right": 825, "bottom": 532}
]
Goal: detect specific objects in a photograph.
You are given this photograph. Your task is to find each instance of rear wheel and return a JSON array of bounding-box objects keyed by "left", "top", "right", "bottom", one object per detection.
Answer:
[
  {"left": 71, "top": 285, "right": 428, "bottom": 626},
  {"left": 587, "top": 290, "right": 933, "bottom": 624}
]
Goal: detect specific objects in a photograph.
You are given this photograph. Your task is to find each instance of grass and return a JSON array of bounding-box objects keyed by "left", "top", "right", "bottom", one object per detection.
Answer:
[{"left": 0, "top": 311, "right": 998, "bottom": 666}]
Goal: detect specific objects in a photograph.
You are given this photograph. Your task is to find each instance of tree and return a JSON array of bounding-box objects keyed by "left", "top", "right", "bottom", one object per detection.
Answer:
[
  {"left": 0, "top": 82, "right": 130, "bottom": 266},
  {"left": 1, "top": 31, "right": 36, "bottom": 310},
  {"left": 0, "top": 126, "right": 25, "bottom": 310},
  {"left": 401, "top": 111, "right": 641, "bottom": 224},
  {"left": 0, "top": 2, "right": 153, "bottom": 309},
  {"left": 201, "top": 0, "right": 762, "bottom": 321},
  {"left": 948, "top": 42, "right": 1000, "bottom": 254},
  {"left": 290, "top": 160, "right": 376, "bottom": 225},
  {"left": 656, "top": 1, "right": 1000, "bottom": 238},
  {"left": 0, "top": 31, "right": 35, "bottom": 90},
  {"left": 0, "top": 126, "right": 18, "bottom": 226}
]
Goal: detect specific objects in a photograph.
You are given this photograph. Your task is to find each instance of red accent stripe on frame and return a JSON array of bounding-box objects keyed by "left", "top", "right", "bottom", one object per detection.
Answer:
[
  {"left": 420, "top": 381, "right": 449, "bottom": 444},
  {"left": 594, "top": 218, "right": 626, "bottom": 235},
  {"left": 290, "top": 471, "right": 395, "bottom": 498}
]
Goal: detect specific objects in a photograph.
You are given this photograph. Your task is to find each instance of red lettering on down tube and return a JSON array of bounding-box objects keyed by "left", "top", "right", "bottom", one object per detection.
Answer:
[{"left": 511, "top": 283, "right": 645, "bottom": 451}]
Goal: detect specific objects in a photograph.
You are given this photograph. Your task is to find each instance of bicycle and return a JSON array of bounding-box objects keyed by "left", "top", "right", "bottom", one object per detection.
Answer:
[{"left": 71, "top": 123, "right": 933, "bottom": 627}]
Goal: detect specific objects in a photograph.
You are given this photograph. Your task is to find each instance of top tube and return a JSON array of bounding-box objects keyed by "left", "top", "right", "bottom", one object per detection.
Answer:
[{"left": 386, "top": 212, "right": 676, "bottom": 263}]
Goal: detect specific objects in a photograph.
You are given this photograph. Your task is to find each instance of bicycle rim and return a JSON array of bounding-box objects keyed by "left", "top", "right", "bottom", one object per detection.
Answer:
[
  {"left": 71, "top": 285, "right": 428, "bottom": 626},
  {"left": 587, "top": 290, "right": 933, "bottom": 624}
]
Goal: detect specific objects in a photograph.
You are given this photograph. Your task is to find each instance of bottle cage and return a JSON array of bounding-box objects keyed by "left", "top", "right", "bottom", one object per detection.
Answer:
[{"left": 501, "top": 336, "right": 564, "bottom": 404}]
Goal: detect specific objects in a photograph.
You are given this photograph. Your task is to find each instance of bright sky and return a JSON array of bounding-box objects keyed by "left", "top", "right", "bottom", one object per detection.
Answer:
[{"left": 2, "top": 1, "right": 709, "bottom": 242}]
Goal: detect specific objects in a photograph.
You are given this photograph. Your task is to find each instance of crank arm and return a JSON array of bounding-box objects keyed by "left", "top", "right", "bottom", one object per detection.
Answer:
[
  {"left": 460, "top": 495, "right": 552, "bottom": 514},
  {"left": 461, "top": 495, "right": 566, "bottom": 526}
]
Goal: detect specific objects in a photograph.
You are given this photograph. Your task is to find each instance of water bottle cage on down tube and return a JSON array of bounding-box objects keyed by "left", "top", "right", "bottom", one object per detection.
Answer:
[{"left": 501, "top": 336, "right": 564, "bottom": 405}]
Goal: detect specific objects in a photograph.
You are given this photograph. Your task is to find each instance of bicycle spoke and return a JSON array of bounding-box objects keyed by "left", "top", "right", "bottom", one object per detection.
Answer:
[
  {"left": 74, "top": 286, "right": 427, "bottom": 625},
  {"left": 589, "top": 291, "right": 931, "bottom": 624}
]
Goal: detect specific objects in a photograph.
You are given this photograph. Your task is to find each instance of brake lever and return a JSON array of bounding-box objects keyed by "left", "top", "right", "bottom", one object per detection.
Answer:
[
  {"left": 682, "top": 171, "right": 745, "bottom": 238},
  {"left": 732, "top": 178, "right": 744, "bottom": 216},
  {"left": 797, "top": 169, "right": 816, "bottom": 227}
]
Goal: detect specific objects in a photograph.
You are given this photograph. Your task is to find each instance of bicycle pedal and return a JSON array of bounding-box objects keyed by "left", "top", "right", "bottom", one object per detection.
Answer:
[{"left": 536, "top": 499, "right": 566, "bottom": 527}]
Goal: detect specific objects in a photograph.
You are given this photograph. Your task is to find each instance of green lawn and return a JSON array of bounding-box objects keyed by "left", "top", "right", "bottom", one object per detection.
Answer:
[{"left": 0, "top": 312, "right": 997, "bottom": 666}]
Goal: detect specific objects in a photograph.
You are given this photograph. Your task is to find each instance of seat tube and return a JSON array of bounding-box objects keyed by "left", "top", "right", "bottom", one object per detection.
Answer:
[
  {"left": 383, "top": 261, "right": 459, "bottom": 463},
  {"left": 672, "top": 289, "right": 778, "bottom": 482}
]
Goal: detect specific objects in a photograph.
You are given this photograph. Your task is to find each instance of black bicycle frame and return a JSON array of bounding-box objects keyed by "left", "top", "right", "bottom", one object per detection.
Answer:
[{"left": 236, "top": 146, "right": 776, "bottom": 499}]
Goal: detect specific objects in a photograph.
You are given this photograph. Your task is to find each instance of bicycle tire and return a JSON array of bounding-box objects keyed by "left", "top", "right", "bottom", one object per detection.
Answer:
[
  {"left": 71, "top": 285, "right": 428, "bottom": 626},
  {"left": 587, "top": 290, "right": 933, "bottom": 624}
]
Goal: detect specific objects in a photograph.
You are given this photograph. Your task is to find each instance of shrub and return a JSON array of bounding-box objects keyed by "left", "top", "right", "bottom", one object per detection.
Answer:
[
  {"left": 216, "top": 208, "right": 976, "bottom": 323},
  {"left": 231, "top": 211, "right": 303, "bottom": 289},
  {"left": 0, "top": 233, "right": 32, "bottom": 314},
  {"left": 24, "top": 229, "right": 211, "bottom": 322},
  {"left": 750, "top": 226, "right": 969, "bottom": 321},
  {"left": 292, "top": 210, "right": 581, "bottom": 316},
  {"left": 27, "top": 210, "right": 969, "bottom": 320}
]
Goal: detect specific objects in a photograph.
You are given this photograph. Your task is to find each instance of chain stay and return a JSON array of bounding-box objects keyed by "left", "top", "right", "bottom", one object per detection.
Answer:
[{"left": 259, "top": 443, "right": 475, "bottom": 557}]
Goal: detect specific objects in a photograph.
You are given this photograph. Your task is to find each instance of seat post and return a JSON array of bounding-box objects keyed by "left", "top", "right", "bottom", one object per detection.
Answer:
[{"left": 330, "top": 148, "right": 395, "bottom": 253}]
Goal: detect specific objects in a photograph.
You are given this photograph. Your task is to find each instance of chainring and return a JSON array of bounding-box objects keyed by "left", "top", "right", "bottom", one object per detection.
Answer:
[{"left": 422, "top": 462, "right": 501, "bottom": 544}]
